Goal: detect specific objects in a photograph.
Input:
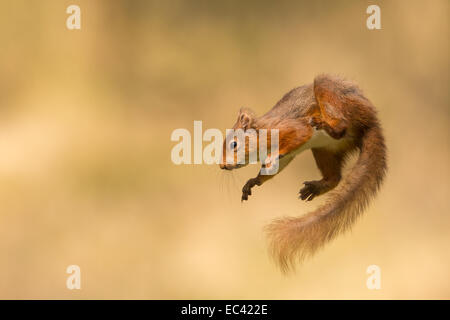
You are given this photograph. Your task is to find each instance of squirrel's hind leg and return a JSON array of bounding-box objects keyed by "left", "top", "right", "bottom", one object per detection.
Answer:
[
  {"left": 313, "top": 76, "right": 349, "bottom": 139},
  {"left": 299, "top": 148, "right": 343, "bottom": 201}
]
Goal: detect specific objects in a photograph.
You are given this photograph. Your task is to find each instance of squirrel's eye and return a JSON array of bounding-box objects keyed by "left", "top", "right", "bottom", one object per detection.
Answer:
[{"left": 230, "top": 141, "right": 238, "bottom": 149}]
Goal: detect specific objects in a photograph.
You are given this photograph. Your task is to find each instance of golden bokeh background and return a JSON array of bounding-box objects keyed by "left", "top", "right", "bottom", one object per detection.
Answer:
[{"left": 0, "top": 0, "right": 448, "bottom": 299}]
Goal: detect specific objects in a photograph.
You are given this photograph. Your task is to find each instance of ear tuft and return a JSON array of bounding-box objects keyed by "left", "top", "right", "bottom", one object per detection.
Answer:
[{"left": 237, "top": 107, "right": 256, "bottom": 130}]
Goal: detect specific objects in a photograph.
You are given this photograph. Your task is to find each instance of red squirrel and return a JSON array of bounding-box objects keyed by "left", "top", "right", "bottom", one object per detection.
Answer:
[{"left": 220, "top": 74, "right": 387, "bottom": 272}]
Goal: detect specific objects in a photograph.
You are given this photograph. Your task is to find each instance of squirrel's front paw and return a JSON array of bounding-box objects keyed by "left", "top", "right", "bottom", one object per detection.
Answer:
[
  {"left": 241, "top": 178, "right": 260, "bottom": 202},
  {"left": 309, "top": 116, "right": 323, "bottom": 130},
  {"left": 241, "top": 187, "right": 251, "bottom": 202},
  {"left": 309, "top": 117, "right": 347, "bottom": 140},
  {"left": 299, "top": 181, "right": 322, "bottom": 201}
]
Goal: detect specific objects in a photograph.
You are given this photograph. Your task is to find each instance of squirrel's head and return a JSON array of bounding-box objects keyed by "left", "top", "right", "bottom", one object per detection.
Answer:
[{"left": 220, "top": 108, "right": 259, "bottom": 170}]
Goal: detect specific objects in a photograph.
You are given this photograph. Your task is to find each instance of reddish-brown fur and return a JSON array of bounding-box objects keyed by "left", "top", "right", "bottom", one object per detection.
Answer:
[{"left": 220, "top": 74, "right": 387, "bottom": 272}]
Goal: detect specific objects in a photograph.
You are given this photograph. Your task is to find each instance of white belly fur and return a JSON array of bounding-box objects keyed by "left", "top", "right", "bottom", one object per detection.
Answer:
[{"left": 293, "top": 128, "right": 348, "bottom": 156}]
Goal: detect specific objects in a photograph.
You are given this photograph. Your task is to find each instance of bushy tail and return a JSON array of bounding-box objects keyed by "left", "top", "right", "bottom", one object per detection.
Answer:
[{"left": 265, "top": 124, "right": 387, "bottom": 272}]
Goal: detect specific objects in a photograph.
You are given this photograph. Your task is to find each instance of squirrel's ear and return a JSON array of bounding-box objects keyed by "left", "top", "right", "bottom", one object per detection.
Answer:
[{"left": 237, "top": 107, "right": 255, "bottom": 130}]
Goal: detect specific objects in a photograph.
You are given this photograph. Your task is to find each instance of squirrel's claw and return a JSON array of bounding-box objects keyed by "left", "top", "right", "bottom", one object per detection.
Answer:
[
  {"left": 242, "top": 177, "right": 261, "bottom": 202},
  {"left": 309, "top": 116, "right": 323, "bottom": 130},
  {"left": 299, "top": 181, "right": 321, "bottom": 201},
  {"left": 241, "top": 184, "right": 252, "bottom": 202},
  {"left": 241, "top": 189, "right": 251, "bottom": 202},
  {"left": 309, "top": 116, "right": 347, "bottom": 139}
]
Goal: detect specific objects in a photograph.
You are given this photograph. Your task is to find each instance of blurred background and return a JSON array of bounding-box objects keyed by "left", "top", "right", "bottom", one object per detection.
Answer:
[{"left": 0, "top": 0, "right": 448, "bottom": 299}]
